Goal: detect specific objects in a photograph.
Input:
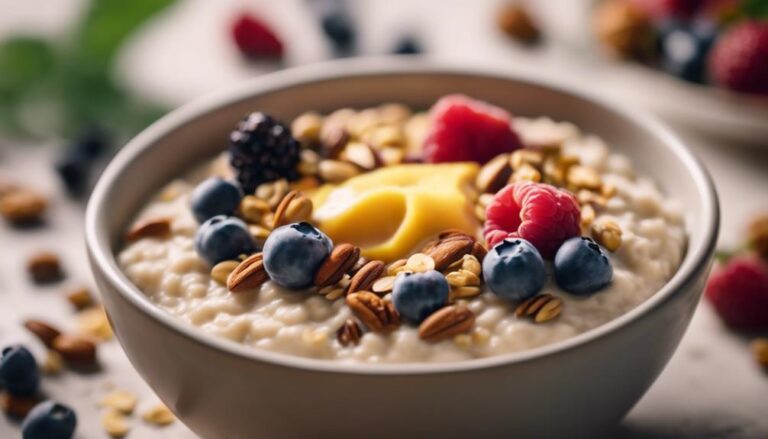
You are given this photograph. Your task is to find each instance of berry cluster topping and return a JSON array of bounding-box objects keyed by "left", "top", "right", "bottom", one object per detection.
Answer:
[
  {"left": 484, "top": 181, "right": 582, "bottom": 259},
  {"left": 229, "top": 112, "right": 300, "bottom": 193},
  {"left": 422, "top": 94, "right": 522, "bottom": 164}
]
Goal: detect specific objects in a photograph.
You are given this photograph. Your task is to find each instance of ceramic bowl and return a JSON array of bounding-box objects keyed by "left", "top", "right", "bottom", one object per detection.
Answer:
[{"left": 86, "top": 59, "right": 719, "bottom": 439}]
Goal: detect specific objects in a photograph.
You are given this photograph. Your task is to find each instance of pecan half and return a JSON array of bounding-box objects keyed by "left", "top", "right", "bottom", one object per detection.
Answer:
[
  {"left": 419, "top": 304, "right": 475, "bottom": 342},
  {"left": 515, "top": 294, "right": 562, "bottom": 323},
  {"left": 336, "top": 319, "right": 363, "bottom": 346},
  {"left": 425, "top": 236, "right": 475, "bottom": 271},
  {"left": 346, "top": 292, "right": 399, "bottom": 332},
  {"left": 24, "top": 319, "right": 62, "bottom": 348},
  {"left": 227, "top": 253, "right": 269, "bottom": 293},
  {"left": 314, "top": 244, "right": 360, "bottom": 288},
  {"left": 347, "top": 260, "right": 385, "bottom": 294},
  {"left": 125, "top": 217, "right": 171, "bottom": 242}
]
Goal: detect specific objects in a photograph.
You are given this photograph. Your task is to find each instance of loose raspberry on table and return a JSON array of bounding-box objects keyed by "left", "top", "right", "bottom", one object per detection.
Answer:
[
  {"left": 231, "top": 13, "right": 284, "bottom": 59},
  {"left": 705, "top": 256, "right": 768, "bottom": 331},
  {"left": 422, "top": 95, "right": 522, "bottom": 164},
  {"left": 629, "top": 0, "right": 703, "bottom": 21},
  {"left": 708, "top": 20, "right": 768, "bottom": 95},
  {"left": 484, "top": 181, "right": 581, "bottom": 259}
]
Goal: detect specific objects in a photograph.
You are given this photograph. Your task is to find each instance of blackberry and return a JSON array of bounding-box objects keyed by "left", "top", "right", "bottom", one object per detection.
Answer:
[{"left": 229, "top": 112, "right": 300, "bottom": 193}]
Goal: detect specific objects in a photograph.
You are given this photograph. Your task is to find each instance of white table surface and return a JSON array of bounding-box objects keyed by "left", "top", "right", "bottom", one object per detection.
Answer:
[{"left": 1, "top": 0, "right": 767, "bottom": 437}]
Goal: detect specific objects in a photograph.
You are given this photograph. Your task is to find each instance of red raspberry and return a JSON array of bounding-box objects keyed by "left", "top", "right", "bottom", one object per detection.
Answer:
[
  {"left": 231, "top": 13, "right": 284, "bottom": 59},
  {"left": 484, "top": 181, "right": 581, "bottom": 259},
  {"left": 422, "top": 95, "right": 522, "bottom": 164},
  {"left": 708, "top": 20, "right": 768, "bottom": 95},
  {"left": 629, "top": 0, "right": 703, "bottom": 21},
  {"left": 705, "top": 257, "right": 768, "bottom": 331}
]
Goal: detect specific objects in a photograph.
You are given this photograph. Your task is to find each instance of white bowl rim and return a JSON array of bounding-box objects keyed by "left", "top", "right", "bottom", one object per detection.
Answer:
[{"left": 85, "top": 57, "right": 720, "bottom": 375}]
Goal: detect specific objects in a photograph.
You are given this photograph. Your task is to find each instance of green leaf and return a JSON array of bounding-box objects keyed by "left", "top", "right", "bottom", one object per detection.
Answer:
[
  {"left": 743, "top": 0, "right": 768, "bottom": 19},
  {"left": 0, "top": 37, "right": 57, "bottom": 96},
  {"left": 74, "top": 0, "right": 175, "bottom": 73}
]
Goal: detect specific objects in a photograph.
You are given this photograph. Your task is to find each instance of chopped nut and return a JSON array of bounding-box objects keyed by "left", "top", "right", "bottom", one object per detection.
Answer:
[
  {"left": 377, "top": 103, "right": 412, "bottom": 125},
  {"left": 449, "top": 286, "right": 482, "bottom": 302},
  {"left": 567, "top": 165, "right": 603, "bottom": 191},
  {"left": 337, "top": 319, "right": 363, "bottom": 346},
  {"left": 125, "top": 217, "right": 172, "bottom": 242},
  {"left": 102, "top": 408, "right": 130, "bottom": 438},
  {"left": 101, "top": 390, "right": 138, "bottom": 415},
  {"left": 497, "top": 2, "right": 541, "bottom": 44},
  {"left": 461, "top": 255, "right": 482, "bottom": 276},
  {"left": 41, "top": 350, "right": 63, "bottom": 375},
  {"left": 273, "top": 191, "right": 313, "bottom": 228},
  {"left": 248, "top": 225, "right": 271, "bottom": 244},
  {"left": 419, "top": 304, "right": 475, "bottom": 342},
  {"left": 371, "top": 275, "right": 396, "bottom": 294},
  {"left": 0, "top": 189, "right": 47, "bottom": 224},
  {"left": 298, "top": 149, "right": 321, "bottom": 176},
  {"left": 509, "top": 163, "right": 542, "bottom": 183},
  {"left": 77, "top": 307, "right": 114, "bottom": 342},
  {"left": 593, "top": 0, "right": 653, "bottom": 59},
  {"left": 291, "top": 112, "right": 323, "bottom": 144},
  {"left": 52, "top": 334, "right": 97, "bottom": 366},
  {"left": 66, "top": 287, "right": 95, "bottom": 310},
  {"left": 752, "top": 338, "right": 768, "bottom": 369},
  {"left": 318, "top": 285, "right": 346, "bottom": 301},
  {"left": 24, "top": 319, "right": 62, "bottom": 348},
  {"left": 577, "top": 189, "right": 608, "bottom": 208},
  {"left": 27, "top": 252, "right": 64, "bottom": 284},
  {"left": 446, "top": 269, "right": 481, "bottom": 287},
  {"left": 211, "top": 260, "right": 240, "bottom": 285},
  {"left": 239, "top": 196, "right": 271, "bottom": 223},
  {"left": 581, "top": 204, "right": 597, "bottom": 230},
  {"left": 227, "top": 253, "right": 269, "bottom": 293},
  {"left": 348, "top": 260, "right": 386, "bottom": 293},
  {"left": 591, "top": 219, "right": 623, "bottom": 252},
  {"left": 320, "top": 127, "right": 350, "bottom": 159},
  {"left": 366, "top": 126, "right": 404, "bottom": 149},
  {"left": 405, "top": 253, "right": 436, "bottom": 273},
  {"left": 346, "top": 292, "right": 400, "bottom": 333},
  {"left": 601, "top": 182, "right": 617, "bottom": 199},
  {"left": 343, "top": 142, "right": 382, "bottom": 170},
  {"left": 379, "top": 147, "right": 405, "bottom": 166},
  {"left": 255, "top": 179, "right": 289, "bottom": 208},
  {"left": 515, "top": 294, "right": 563, "bottom": 323},
  {"left": 142, "top": 403, "right": 176, "bottom": 426},
  {"left": 510, "top": 149, "right": 544, "bottom": 170},
  {"left": 314, "top": 244, "right": 361, "bottom": 288},
  {"left": 475, "top": 153, "right": 512, "bottom": 193},
  {"left": 318, "top": 160, "right": 360, "bottom": 183}
]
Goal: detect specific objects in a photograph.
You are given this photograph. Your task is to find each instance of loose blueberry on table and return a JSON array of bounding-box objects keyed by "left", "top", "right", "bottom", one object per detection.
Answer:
[{"left": 21, "top": 400, "right": 77, "bottom": 439}]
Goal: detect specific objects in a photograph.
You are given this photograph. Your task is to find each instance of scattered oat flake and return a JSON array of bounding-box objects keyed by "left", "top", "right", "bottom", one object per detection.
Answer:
[
  {"left": 102, "top": 408, "right": 130, "bottom": 438},
  {"left": 142, "top": 403, "right": 176, "bottom": 426},
  {"left": 77, "top": 306, "right": 114, "bottom": 341},
  {"left": 101, "top": 390, "right": 138, "bottom": 415}
]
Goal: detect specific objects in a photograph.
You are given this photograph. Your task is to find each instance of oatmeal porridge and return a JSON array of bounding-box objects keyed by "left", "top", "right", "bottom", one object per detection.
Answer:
[{"left": 118, "top": 94, "right": 686, "bottom": 363}]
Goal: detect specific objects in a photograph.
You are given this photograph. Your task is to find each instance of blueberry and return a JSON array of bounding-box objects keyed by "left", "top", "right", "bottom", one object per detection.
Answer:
[
  {"left": 392, "top": 270, "right": 449, "bottom": 324},
  {"left": 190, "top": 177, "right": 243, "bottom": 223},
  {"left": 554, "top": 237, "right": 613, "bottom": 295},
  {"left": 74, "top": 126, "right": 109, "bottom": 159},
  {"left": 657, "top": 19, "right": 717, "bottom": 83},
  {"left": 194, "top": 215, "right": 257, "bottom": 265},
  {"left": 54, "top": 152, "right": 90, "bottom": 196},
  {"left": 0, "top": 345, "right": 40, "bottom": 396},
  {"left": 482, "top": 238, "right": 546, "bottom": 302},
  {"left": 393, "top": 36, "right": 422, "bottom": 55},
  {"left": 262, "top": 222, "right": 333, "bottom": 289},
  {"left": 321, "top": 11, "right": 356, "bottom": 52},
  {"left": 22, "top": 401, "right": 77, "bottom": 439}
]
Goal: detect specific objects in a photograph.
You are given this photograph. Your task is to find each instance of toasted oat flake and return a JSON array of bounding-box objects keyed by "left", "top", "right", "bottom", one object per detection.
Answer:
[
  {"left": 142, "top": 403, "right": 176, "bottom": 426},
  {"left": 101, "top": 390, "right": 138, "bottom": 415},
  {"left": 77, "top": 307, "right": 114, "bottom": 341},
  {"left": 406, "top": 253, "right": 435, "bottom": 272},
  {"left": 372, "top": 275, "right": 396, "bottom": 294}
]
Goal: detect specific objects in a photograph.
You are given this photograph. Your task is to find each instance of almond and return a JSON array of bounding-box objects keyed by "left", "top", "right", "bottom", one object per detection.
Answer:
[
  {"left": 314, "top": 244, "right": 360, "bottom": 287},
  {"left": 125, "top": 217, "right": 171, "bottom": 242},
  {"left": 515, "top": 294, "right": 563, "bottom": 323},
  {"left": 346, "top": 292, "right": 400, "bottom": 332},
  {"left": 419, "top": 305, "right": 475, "bottom": 342},
  {"left": 320, "top": 127, "right": 350, "bottom": 159},
  {"left": 426, "top": 236, "right": 474, "bottom": 271},
  {"left": 52, "top": 334, "right": 97, "bottom": 366},
  {"left": 227, "top": 253, "right": 269, "bottom": 293},
  {"left": 27, "top": 252, "right": 64, "bottom": 284},
  {"left": 24, "top": 319, "right": 62, "bottom": 348},
  {"left": 347, "top": 260, "right": 385, "bottom": 293},
  {"left": 475, "top": 153, "right": 512, "bottom": 193},
  {"left": 0, "top": 190, "right": 47, "bottom": 224}
]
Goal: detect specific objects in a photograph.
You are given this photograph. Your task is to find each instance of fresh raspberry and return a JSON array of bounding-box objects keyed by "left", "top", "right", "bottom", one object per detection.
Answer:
[
  {"left": 484, "top": 181, "right": 581, "bottom": 259},
  {"left": 705, "top": 257, "right": 768, "bottom": 331},
  {"left": 422, "top": 95, "right": 522, "bottom": 164},
  {"left": 708, "top": 20, "right": 768, "bottom": 95},
  {"left": 231, "top": 13, "right": 284, "bottom": 59},
  {"left": 629, "top": 0, "right": 703, "bottom": 20}
]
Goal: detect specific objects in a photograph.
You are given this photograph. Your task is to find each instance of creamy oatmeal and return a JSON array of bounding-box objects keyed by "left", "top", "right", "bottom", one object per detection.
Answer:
[{"left": 118, "top": 96, "right": 686, "bottom": 363}]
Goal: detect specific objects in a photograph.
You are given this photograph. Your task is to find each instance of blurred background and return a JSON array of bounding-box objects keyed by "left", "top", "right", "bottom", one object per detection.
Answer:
[{"left": 0, "top": 0, "right": 767, "bottom": 437}]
